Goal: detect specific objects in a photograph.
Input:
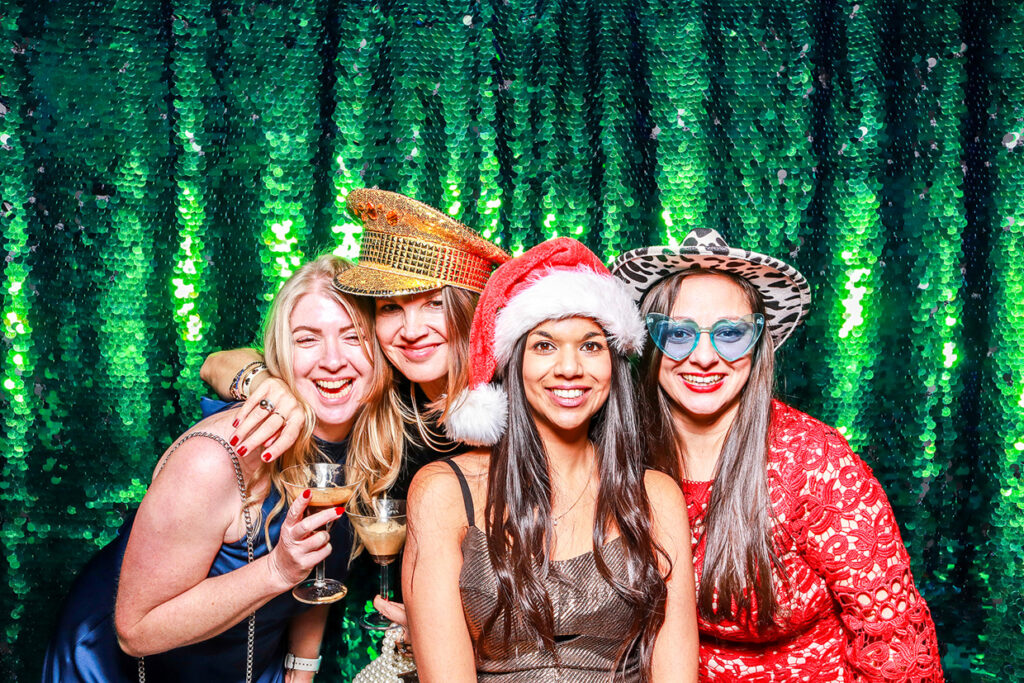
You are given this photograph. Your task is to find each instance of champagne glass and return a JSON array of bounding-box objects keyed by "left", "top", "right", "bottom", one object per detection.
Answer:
[
  {"left": 347, "top": 499, "right": 407, "bottom": 630},
  {"left": 281, "top": 463, "right": 357, "bottom": 604}
]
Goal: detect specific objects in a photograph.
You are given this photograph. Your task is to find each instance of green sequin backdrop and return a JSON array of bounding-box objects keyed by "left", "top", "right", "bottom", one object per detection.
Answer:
[{"left": 0, "top": 0, "right": 1018, "bottom": 680}]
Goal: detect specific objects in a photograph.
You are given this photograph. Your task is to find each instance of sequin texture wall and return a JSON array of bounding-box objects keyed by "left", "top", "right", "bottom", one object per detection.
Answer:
[{"left": 0, "top": 1, "right": 1017, "bottom": 680}]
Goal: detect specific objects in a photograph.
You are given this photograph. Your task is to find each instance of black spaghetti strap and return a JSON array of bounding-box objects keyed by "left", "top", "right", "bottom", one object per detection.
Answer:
[{"left": 442, "top": 458, "right": 475, "bottom": 527}]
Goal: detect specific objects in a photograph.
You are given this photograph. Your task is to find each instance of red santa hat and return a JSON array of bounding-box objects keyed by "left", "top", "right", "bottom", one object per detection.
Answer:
[{"left": 444, "top": 237, "right": 645, "bottom": 446}]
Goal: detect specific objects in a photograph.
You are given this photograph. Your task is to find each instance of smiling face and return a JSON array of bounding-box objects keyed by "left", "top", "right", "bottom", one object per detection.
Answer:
[
  {"left": 374, "top": 290, "right": 450, "bottom": 399},
  {"left": 290, "top": 289, "right": 373, "bottom": 442},
  {"left": 658, "top": 273, "right": 755, "bottom": 432},
  {"left": 521, "top": 316, "right": 613, "bottom": 443}
]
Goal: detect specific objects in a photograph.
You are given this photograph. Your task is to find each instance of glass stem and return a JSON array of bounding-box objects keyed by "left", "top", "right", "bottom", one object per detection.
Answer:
[
  {"left": 314, "top": 520, "right": 332, "bottom": 588},
  {"left": 314, "top": 559, "right": 326, "bottom": 587},
  {"left": 379, "top": 562, "right": 389, "bottom": 602}
]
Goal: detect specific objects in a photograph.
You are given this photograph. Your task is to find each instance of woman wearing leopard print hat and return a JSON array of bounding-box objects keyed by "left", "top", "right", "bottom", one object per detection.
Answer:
[{"left": 612, "top": 229, "right": 943, "bottom": 682}]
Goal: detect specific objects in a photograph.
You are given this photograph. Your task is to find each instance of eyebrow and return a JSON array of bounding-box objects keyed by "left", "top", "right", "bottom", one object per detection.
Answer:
[
  {"left": 292, "top": 324, "right": 357, "bottom": 334},
  {"left": 530, "top": 329, "right": 605, "bottom": 341}
]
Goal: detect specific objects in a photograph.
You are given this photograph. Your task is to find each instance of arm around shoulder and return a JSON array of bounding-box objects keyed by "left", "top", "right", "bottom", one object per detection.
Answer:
[
  {"left": 403, "top": 461, "right": 478, "bottom": 683},
  {"left": 644, "top": 470, "right": 699, "bottom": 683},
  {"left": 200, "top": 347, "right": 266, "bottom": 400}
]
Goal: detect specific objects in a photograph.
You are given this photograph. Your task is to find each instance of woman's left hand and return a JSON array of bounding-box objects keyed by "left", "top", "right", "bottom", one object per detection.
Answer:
[
  {"left": 373, "top": 596, "right": 409, "bottom": 636},
  {"left": 285, "top": 670, "right": 316, "bottom": 683},
  {"left": 230, "top": 376, "right": 304, "bottom": 462}
]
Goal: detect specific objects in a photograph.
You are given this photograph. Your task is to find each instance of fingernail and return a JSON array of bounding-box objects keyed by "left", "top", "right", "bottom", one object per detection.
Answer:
[
  {"left": 303, "top": 489, "right": 311, "bottom": 499},
  {"left": 262, "top": 452, "right": 272, "bottom": 462},
  {"left": 229, "top": 435, "right": 239, "bottom": 446},
  {"left": 335, "top": 506, "right": 345, "bottom": 515},
  {"left": 232, "top": 419, "right": 239, "bottom": 428},
  {"left": 238, "top": 446, "right": 248, "bottom": 456}
]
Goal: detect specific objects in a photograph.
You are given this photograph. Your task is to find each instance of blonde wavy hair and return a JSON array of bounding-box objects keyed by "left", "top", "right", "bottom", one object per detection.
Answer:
[{"left": 257, "top": 254, "right": 375, "bottom": 542}]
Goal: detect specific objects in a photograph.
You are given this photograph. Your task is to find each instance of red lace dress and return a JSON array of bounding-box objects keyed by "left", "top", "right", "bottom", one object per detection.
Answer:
[{"left": 682, "top": 401, "right": 943, "bottom": 682}]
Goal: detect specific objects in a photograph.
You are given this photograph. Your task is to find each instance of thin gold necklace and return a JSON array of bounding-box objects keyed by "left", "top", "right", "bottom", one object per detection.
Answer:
[
  {"left": 551, "top": 446, "right": 597, "bottom": 527},
  {"left": 408, "top": 383, "right": 459, "bottom": 453}
]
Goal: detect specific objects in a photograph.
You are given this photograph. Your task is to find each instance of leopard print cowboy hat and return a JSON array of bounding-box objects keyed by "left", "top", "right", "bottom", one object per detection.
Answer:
[{"left": 611, "top": 228, "right": 810, "bottom": 349}]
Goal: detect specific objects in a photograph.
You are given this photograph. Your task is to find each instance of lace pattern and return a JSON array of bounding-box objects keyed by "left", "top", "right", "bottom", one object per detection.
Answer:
[{"left": 681, "top": 401, "right": 944, "bottom": 682}]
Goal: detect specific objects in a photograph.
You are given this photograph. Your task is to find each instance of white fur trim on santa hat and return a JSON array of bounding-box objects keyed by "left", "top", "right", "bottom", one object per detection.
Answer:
[
  {"left": 443, "top": 382, "right": 508, "bottom": 446},
  {"left": 492, "top": 268, "right": 645, "bottom": 366}
]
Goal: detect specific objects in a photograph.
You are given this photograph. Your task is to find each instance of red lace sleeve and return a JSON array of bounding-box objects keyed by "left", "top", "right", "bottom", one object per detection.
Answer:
[{"left": 795, "top": 425, "right": 944, "bottom": 682}]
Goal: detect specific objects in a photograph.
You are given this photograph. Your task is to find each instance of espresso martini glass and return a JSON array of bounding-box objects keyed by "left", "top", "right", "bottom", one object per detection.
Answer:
[
  {"left": 282, "top": 463, "right": 357, "bottom": 604},
  {"left": 347, "top": 499, "right": 407, "bottom": 630}
]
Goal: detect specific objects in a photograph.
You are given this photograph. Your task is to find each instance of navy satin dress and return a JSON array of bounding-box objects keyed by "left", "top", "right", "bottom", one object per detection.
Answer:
[{"left": 42, "top": 416, "right": 353, "bottom": 683}]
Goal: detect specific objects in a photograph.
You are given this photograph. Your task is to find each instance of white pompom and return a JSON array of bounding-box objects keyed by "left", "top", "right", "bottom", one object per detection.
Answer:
[{"left": 443, "top": 383, "right": 508, "bottom": 446}]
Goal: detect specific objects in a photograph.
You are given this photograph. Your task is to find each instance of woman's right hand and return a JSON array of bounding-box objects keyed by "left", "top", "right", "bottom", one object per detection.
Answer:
[
  {"left": 230, "top": 376, "right": 304, "bottom": 462},
  {"left": 267, "top": 490, "right": 345, "bottom": 590}
]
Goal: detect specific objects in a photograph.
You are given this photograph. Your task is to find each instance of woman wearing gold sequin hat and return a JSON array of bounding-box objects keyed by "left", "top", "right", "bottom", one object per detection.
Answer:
[
  {"left": 332, "top": 188, "right": 510, "bottom": 506},
  {"left": 202, "top": 189, "right": 508, "bottom": 495},
  {"left": 200, "top": 190, "right": 508, "bottom": 627}
]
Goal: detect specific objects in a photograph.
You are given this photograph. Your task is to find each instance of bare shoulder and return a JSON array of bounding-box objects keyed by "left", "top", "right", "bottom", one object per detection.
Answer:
[
  {"left": 152, "top": 418, "right": 247, "bottom": 499},
  {"left": 643, "top": 469, "right": 688, "bottom": 537},
  {"left": 407, "top": 460, "right": 468, "bottom": 527},
  {"left": 134, "top": 420, "right": 248, "bottom": 542},
  {"left": 644, "top": 469, "right": 685, "bottom": 507},
  {"left": 408, "top": 450, "right": 490, "bottom": 532}
]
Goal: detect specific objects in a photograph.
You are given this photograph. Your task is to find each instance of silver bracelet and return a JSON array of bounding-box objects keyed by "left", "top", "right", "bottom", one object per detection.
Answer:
[
  {"left": 238, "top": 362, "right": 267, "bottom": 400},
  {"left": 284, "top": 653, "right": 321, "bottom": 672}
]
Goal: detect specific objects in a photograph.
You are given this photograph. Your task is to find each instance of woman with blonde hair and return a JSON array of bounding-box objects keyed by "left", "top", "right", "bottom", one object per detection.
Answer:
[
  {"left": 201, "top": 191, "right": 509, "bottom": 628},
  {"left": 44, "top": 254, "right": 374, "bottom": 682}
]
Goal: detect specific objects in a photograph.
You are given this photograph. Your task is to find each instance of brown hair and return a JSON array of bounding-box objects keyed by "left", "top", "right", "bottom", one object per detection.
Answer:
[
  {"left": 637, "top": 269, "right": 781, "bottom": 629},
  {"left": 484, "top": 332, "right": 668, "bottom": 680},
  {"left": 345, "top": 285, "right": 478, "bottom": 512}
]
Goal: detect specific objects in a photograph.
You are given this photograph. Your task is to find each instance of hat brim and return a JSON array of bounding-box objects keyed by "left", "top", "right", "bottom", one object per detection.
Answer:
[
  {"left": 334, "top": 263, "right": 462, "bottom": 297},
  {"left": 612, "top": 247, "right": 810, "bottom": 349}
]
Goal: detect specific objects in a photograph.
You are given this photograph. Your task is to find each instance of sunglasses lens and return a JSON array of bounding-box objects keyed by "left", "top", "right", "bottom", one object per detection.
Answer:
[
  {"left": 711, "top": 318, "right": 762, "bottom": 361},
  {"left": 646, "top": 315, "right": 698, "bottom": 361},
  {"left": 647, "top": 313, "right": 765, "bottom": 362}
]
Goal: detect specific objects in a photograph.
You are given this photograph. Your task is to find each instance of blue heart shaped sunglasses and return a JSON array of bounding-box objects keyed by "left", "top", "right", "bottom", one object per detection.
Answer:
[{"left": 645, "top": 313, "right": 765, "bottom": 362}]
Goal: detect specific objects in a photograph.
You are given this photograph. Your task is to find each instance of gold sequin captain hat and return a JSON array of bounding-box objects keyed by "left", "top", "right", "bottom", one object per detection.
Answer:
[{"left": 335, "top": 189, "right": 510, "bottom": 297}]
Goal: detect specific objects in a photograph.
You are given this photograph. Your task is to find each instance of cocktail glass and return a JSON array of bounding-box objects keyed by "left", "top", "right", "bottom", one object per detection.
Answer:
[
  {"left": 347, "top": 499, "right": 407, "bottom": 630},
  {"left": 281, "top": 463, "right": 357, "bottom": 604}
]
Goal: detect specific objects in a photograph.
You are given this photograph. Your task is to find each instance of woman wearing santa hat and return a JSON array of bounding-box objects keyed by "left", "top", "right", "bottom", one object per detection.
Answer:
[{"left": 403, "top": 238, "right": 698, "bottom": 681}]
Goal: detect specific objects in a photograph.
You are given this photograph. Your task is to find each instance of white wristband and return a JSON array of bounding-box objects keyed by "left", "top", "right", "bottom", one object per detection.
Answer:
[{"left": 284, "top": 653, "right": 321, "bottom": 672}]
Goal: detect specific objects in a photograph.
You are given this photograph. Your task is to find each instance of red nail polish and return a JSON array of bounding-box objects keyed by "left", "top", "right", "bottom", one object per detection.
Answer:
[
  {"left": 237, "top": 446, "right": 248, "bottom": 456},
  {"left": 261, "top": 452, "right": 272, "bottom": 462},
  {"left": 229, "top": 435, "right": 239, "bottom": 446},
  {"left": 232, "top": 419, "right": 239, "bottom": 428},
  {"left": 335, "top": 506, "right": 345, "bottom": 515},
  {"left": 303, "top": 489, "right": 311, "bottom": 499}
]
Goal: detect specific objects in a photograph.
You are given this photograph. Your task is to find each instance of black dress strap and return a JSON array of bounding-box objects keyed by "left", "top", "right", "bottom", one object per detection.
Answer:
[{"left": 442, "top": 458, "right": 475, "bottom": 527}]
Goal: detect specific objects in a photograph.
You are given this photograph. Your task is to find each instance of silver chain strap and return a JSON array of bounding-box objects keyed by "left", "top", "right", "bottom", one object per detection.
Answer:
[{"left": 138, "top": 430, "right": 256, "bottom": 683}]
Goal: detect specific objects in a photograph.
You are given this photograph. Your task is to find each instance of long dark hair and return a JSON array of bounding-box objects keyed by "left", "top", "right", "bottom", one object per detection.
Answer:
[
  {"left": 638, "top": 269, "right": 781, "bottom": 629},
  {"left": 484, "top": 331, "right": 668, "bottom": 680}
]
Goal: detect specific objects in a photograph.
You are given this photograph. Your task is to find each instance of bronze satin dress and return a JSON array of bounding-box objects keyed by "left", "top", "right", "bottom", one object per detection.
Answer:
[{"left": 445, "top": 459, "right": 641, "bottom": 682}]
